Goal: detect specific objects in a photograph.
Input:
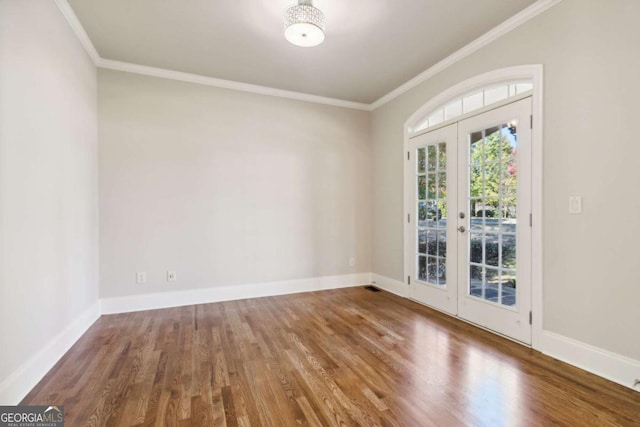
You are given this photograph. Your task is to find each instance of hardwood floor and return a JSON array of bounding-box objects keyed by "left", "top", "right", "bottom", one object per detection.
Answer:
[{"left": 22, "top": 287, "right": 640, "bottom": 426}]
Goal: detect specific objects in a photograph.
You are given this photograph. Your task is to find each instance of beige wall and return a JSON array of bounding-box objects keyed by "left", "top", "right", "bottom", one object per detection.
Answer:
[
  {"left": 98, "top": 70, "right": 372, "bottom": 298},
  {"left": 372, "top": 0, "right": 640, "bottom": 360},
  {"left": 0, "top": 0, "right": 99, "bottom": 384}
]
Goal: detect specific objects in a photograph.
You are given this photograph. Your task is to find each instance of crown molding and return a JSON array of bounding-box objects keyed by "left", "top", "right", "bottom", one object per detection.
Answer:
[
  {"left": 52, "top": 0, "right": 369, "bottom": 110},
  {"left": 97, "top": 59, "right": 371, "bottom": 111},
  {"left": 53, "top": 0, "right": 100, "bottom": 64},
  {"left": 54, "top": 0, "right": 563, "bottom": 112},
  {"left": 369, "top": 0, "right": 563, "bottom": 110}
]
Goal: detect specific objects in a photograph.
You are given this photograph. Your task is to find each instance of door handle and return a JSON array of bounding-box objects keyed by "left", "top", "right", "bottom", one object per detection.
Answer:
[{"left": 457, "top": 226, "right": 466, "bottom": 233}]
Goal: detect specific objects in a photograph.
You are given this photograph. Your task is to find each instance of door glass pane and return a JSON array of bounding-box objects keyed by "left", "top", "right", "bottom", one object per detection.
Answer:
[
  {"left": 416, "top": 142, "right": 447, "bottom": 287},
  {"left": 438, "top": 143, "right": 447, "bottom": 169},
  {"left": 467, "top": 120, "right": 519, "bottom": 307},
  {"left": 418, "top": 176, "right": 426, "bottom": 200},
  {"left": 427, "top": 145, "right": 437, "bottom": 171},
  {"left": 437, "top": 258, "right": 447, "bottom": 285},
  {"left": 418, "top": 229, "right": 427, "bottom": 254},
  {"left": 418, "top": 201, "right": 427, "bottom": 221},
  {"left": 427, "top": 173, "right": 436, "bottom": 199},
  {"left": 502, "top": 159, "right": 517, "bottom": 196},
  {"left": 485, "top": 268, "right": 499, "bottom": 302},
  {"left": 502, "top": 235, "right": 516, "bottom": 268},
  {"left": 426, "top": 202, "right": 437, "bottom": 228},
  {"left": 438, "top": 172, "right": 447, "bottom": 198},
  {"left": 470, "top": 233, "right": 483, "bottom": 263},
  {"left": 469, "top": 199, "right": 483, "bottom": 231},
  {"left": 417, "top": 148, "right": 426, "bottom": 173},
  {"left": 427, "top": 230, "right": 437, "bottom": 256},
  {"left": 469, "top": 265, "right": 483, "bottom": 298},
  {"left": 427, "top": 256, "right": 437, "bottom": 282},
  {"left": 500, "top": 271, "right": 516, "bottom": 307},
  {"left": 485, "top": 234, "right": 499, "bottom": 266},
  {"left": 470, "top": 132, "right": 482, "bottom": 163},
  {"left": 418, "top": 256, "right": 427, "bottom": 281},
  {"left": 436, "top": 230, "right": 446, "bottom": 258}
]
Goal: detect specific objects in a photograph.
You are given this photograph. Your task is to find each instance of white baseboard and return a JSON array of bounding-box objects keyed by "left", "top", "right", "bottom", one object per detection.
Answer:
[
  {"left": 101, "top": 272, "right": 373, "bottom": 314},
  {"left": 1, "top": 274, "right": 372, "bottom": 405},
  {"left": 371, "top": 273, "right": 408, "bottom": 298},
  {"left": 539, "top": 330, "right": 640, "bottom": 392},
  {"left": 372, "top": 273, "right": 639, "bottom": 393},
  {"left": 0, "top": 301, "right": 101, "bottom": 405},
  {"left": 5, "top": 272, "right": 637, "bottom": 408}
]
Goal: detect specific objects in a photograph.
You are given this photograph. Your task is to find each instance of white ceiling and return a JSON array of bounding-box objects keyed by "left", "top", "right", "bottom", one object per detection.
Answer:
[{"left": 67, "top": 0, "right": 538, "bottom": 104}]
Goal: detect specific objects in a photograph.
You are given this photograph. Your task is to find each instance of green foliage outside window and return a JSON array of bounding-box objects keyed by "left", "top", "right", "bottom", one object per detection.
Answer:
[{"left": 469, "top": 128, "right": 517, "bottom": 217}]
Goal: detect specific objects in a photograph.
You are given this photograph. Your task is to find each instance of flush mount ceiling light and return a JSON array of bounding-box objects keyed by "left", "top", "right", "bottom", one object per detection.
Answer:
[{"left": 283, "top": 0, "right": 326, "bottom": 47}]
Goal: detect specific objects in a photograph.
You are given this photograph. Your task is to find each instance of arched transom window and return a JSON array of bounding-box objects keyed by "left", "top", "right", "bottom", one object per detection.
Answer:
[{"left": 410, "top": 80, "right": 533, "bottom": 135}]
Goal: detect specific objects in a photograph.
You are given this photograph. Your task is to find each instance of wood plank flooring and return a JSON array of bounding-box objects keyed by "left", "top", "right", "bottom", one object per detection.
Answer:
[{"left": 22, "top": 287, "right": 640, "bottom": 426}]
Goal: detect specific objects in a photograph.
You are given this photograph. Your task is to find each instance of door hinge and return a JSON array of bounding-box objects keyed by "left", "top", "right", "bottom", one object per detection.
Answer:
[
  {"left": 408, "top": 213, "right": 411, "bottom": 223},
  {"left": 529, "top": 311, "right": 532, "bottom": 325},
  {"left": 530, "top": 115, "right": 533, "bottom": 129},
  {"left": 407, "top": 151, "right": 410, "bottom": 160},
  {"left": 408, "top": 275, "right": 411, "bottom": 285},
  {"left": 529, "top": 213, "right": 532, "bottom": 227}
]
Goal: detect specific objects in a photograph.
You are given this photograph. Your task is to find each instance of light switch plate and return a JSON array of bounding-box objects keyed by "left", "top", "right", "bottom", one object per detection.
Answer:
[
  {"left": 136, "top": 272, "right": 146, "bottom": 284},
  {"left": 167, "top": 270, "right": 177, "bottom": 282},
  {"left": 569, "top": 196, "right": 582, "bottom": 214}
]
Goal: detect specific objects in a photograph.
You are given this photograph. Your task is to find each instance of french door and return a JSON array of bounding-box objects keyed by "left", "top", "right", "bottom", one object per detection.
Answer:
[
  {"left": 407, "top": 97, "right": 532, "bottom": 344},
  {"left": 407, "top": 124, "right": 458, "bottom": 315}
]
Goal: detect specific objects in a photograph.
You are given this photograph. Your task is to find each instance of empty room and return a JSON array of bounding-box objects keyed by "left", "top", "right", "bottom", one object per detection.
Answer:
[{"left": 1, "top": 0, "right": 640, "bottom": 425}]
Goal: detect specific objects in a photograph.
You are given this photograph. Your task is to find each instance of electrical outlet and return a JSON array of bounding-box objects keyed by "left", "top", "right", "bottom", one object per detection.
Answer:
[
  {"left": 569, "top": 195, "right": 582, "bottom": 214},
  {"left": 349, "top": 257, "right": 356, "bottom": 267},
  {"left": 167, "top": 270, "right": 177, "bottom": 282},
  {"left": 136, "top": 272, "right": 146, "bottom": 284}
]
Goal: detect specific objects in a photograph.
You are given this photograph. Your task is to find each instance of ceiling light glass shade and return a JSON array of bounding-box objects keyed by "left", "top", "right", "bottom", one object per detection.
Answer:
[{"left": 283, "top": 1, "right": 326, "bottom": 47}]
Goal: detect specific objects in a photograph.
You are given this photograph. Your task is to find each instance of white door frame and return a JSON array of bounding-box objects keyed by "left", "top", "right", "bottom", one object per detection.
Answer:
[{"left": 403, "top": 65, "right": 543, "bottom": 349}]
